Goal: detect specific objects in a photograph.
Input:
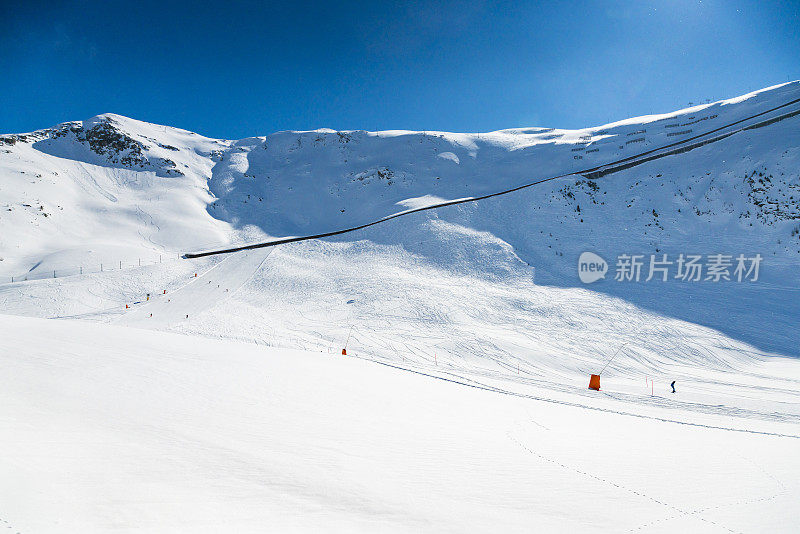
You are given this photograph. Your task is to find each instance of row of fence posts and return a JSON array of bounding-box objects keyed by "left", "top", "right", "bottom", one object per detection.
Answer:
[{"left": 10, "top": 255, "right": 163, "bottom": 283}]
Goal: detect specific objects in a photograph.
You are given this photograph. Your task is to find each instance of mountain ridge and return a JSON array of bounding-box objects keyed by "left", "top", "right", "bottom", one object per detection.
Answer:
[{"left": 1, "top": 82, "right": 799, "bottom": 358}]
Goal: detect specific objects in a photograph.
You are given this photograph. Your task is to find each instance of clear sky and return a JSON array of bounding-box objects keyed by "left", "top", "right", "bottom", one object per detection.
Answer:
[{"left": 1, "top": 0, "right": 798, "bottom": 138}]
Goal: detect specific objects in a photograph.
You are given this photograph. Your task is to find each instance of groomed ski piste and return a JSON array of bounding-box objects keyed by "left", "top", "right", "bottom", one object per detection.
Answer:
[{"left": 1, "top": 82, "right": 800, "bottom": 532}]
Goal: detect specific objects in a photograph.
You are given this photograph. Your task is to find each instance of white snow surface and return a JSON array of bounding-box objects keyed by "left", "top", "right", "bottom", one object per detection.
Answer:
[
  {"left": 1, "top": 314, "right": 799, "bottom": 533},
  {"left": 1, "top": 82, "right": 800, "bottom": 531}
]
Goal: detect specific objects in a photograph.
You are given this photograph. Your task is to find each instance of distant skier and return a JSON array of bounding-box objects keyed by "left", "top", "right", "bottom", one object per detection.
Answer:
[{"left": 671, "top": 380, "right": 676, "bottom": 393}]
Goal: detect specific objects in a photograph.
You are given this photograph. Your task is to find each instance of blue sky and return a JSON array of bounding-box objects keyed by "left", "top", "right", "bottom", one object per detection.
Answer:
[{"left": 1, "top": 0, "right": 798, "bottom": 138}]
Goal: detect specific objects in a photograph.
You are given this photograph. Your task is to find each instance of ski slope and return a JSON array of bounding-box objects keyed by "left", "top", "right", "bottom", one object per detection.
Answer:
[
  {"left": 1, "top": 314, "right": 799, "bottom": 533},
  {"left": 1, "top": 82, "right": 800, "bottom": 532},
  {"left": 119, "top": 248, "right": 272, "bottom": 328},
  {"left": 2, "top": 82, "right": 799, "bottom": 358}
]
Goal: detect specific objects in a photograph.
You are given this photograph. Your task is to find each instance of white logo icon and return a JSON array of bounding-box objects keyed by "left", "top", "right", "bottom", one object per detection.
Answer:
[{"left": 578, "top": 252, "right": 608, "bottom": 283}]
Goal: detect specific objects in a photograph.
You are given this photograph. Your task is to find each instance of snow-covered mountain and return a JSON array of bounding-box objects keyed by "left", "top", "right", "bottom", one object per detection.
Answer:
[
  {"left": 2, "top": 83, "right": 800, "bottom": 533},
  {"left": 1, "top": 81, "right": 798, "bottom": 356},
  {"left": 3, "top": 83, "right": 800, "bottom": 270}
]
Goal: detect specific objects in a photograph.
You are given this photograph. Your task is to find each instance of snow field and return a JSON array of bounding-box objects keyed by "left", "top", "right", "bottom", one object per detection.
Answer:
[
  {"left": 1, "top": 314, "right": 798, "bottom": 533},
  {"left": 1, "top": 82, "right": 800, "bottom": 532}
]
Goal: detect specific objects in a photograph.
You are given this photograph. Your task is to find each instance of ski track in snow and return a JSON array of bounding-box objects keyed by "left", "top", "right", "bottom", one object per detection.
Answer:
[{"left": 118, "top": 248, "right": 273, "bottom": 328}]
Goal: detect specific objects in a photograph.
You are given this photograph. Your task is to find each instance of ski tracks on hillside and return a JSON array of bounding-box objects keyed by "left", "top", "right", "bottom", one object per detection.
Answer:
[
  {"left": 134, "top": 204, "right": 160, "bottom": 248},
  {"left": 118, "top": 248, "right": 272, "bottom": 328}
]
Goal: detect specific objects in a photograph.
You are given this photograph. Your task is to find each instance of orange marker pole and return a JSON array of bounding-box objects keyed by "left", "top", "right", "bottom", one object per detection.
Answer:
[{"left": 343, "top": 326, "right": 353, "bottom": 356}]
